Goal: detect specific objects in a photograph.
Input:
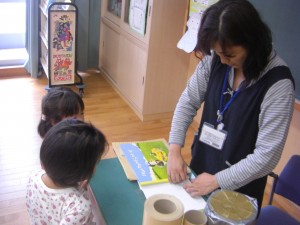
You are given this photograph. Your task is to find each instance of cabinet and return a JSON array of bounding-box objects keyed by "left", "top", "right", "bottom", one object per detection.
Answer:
[{"left": 99, "top": 0, "right": 190, "bottom": 121}]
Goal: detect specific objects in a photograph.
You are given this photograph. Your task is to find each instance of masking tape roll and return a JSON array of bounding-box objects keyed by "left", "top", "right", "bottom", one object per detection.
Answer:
[{"left": 142, "top": 194, "right": 184, "bottom": 225}]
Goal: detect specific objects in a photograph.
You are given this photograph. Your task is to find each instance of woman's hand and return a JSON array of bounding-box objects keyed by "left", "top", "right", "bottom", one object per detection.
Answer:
[
  {"left": 183, "top": 172, "right": 219, "bottom": 197},
  {"left": 167, "top": 144, "right": 188, "bottom": 183}
]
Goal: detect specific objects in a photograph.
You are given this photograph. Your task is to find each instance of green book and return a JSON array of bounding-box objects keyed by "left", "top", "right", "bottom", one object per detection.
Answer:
[{"left": 112, "top": 139, "right": 169, "bottom": 186}]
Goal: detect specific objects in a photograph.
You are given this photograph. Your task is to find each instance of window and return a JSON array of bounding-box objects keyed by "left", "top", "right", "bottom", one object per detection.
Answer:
[{"left": 0, "top": 0, "right": 27, "bottom": 67}]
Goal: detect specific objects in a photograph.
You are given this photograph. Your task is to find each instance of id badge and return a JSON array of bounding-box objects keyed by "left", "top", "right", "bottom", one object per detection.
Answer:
[{"left": 199, "top": 122, "right": 227, "bottom": 150}]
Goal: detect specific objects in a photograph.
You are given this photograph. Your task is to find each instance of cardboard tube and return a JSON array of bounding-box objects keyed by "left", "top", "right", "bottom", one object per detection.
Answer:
[
  {"left": 183, "top": 210, "right": 207, "bottom": 225},
  {"left": 142, "top": 194, "right": 184, "bottom": 225}
]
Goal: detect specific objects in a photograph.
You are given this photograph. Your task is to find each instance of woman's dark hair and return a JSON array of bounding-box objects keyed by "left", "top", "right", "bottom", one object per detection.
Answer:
[
  {"left": 38, "top": 87, "right": 84, "bottom": 138},
  {"left": 40, "top": 119, "right": 108, "bottom": 187},
  {"left": 195, "top": 0, "right": 272, "bottom": 81}
]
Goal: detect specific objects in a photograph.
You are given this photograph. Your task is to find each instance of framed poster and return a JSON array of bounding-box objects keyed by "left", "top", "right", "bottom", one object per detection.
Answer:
[{"left": 49, "top": 5, "right": 76, "bottom": 86}]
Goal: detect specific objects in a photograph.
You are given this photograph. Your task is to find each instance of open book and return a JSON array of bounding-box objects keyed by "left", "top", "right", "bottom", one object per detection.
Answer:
[
  {"left": 112, "top": 139, "right": 207, "bottom": 211},
  {"left": 112, "top": 139, "right": 169, "bottom": 186}
]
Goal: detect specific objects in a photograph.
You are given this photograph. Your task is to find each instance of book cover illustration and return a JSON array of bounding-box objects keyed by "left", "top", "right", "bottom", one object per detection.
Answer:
[{"left": 114, "top": 140, "right": 169, "bottom": 185}]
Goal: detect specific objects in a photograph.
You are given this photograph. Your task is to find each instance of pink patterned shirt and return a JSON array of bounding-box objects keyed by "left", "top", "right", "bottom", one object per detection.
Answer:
[{"left": 26, "top": 170, "right": 93, "bottom": 225}]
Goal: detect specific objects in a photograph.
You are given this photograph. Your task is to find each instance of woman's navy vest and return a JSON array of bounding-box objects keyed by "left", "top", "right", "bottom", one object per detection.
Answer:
[{"left": 190, "top": 58, "right": 294, "bottom": 208}]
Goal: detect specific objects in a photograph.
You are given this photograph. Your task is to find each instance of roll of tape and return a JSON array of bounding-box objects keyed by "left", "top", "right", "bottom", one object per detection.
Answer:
[
  {"left": 183, "top": 210, "right": 207, "bottom": 225},
  {"left": 142, "top": 194, "right": 184, "bottom": 225}
]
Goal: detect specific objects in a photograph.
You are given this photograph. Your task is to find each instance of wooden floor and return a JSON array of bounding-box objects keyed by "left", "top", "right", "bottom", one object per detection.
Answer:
[{"left": 0, "top": 70, "right": 298, "bottom": 224}]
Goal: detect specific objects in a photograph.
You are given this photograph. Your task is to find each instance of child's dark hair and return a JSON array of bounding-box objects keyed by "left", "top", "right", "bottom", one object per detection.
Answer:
[
  {"left": 195, "top": 0, "right": 272, "bottom": 82},
  {"left": 40, "top": 119, "right": 107, "bottom": 187},
  {"left": 38, "top": 87, "right": 84, "bottom": 138}
]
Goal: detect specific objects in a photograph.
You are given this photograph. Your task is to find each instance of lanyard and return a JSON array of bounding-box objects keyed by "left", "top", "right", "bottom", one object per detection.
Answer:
[{"left": 217, "top": 66, "right": 241, "bottom": 124}]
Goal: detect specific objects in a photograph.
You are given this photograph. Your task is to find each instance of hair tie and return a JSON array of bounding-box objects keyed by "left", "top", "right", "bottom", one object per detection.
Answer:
[{"left": 41, "top": 114, "right": 47, "bottom": 121}]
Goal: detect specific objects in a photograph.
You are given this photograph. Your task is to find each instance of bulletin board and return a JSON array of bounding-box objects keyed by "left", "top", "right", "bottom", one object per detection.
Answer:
[{"left": 250, "top": 0, "right": 300, "bottom": 102}]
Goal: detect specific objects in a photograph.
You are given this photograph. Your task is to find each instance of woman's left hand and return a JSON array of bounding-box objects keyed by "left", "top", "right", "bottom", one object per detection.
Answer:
[{"left": 183, "top": 172, "right": 219, "bottom": 197}]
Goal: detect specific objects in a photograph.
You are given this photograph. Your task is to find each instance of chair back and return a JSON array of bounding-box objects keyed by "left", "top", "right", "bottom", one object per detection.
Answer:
[{"left": 275, "top": 155, "right": 300, "bottom": 206}]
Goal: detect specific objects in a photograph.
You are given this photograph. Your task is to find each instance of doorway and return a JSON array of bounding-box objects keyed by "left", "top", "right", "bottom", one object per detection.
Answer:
[{"left": 0, "top": 0, "right": 27, "bottom": 68}]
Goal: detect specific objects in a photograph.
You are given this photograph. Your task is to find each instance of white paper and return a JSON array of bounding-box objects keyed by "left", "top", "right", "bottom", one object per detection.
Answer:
[
  {"left": 177, "top": 13, "right": 202, "bottom": 53},
  {"left": 139, "top": 180, "right": 206, "bottom": 212},
  {"left": 132, "top": 8, "right": 144, "bottom": 31},
  {"left": 129, "top": 0, "right": 148, "bottom": 35}
]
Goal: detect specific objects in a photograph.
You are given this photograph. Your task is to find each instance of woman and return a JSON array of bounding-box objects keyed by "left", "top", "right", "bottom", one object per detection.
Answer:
[{"left": 167, "top": 0, "right": 295, "bottom": 209}]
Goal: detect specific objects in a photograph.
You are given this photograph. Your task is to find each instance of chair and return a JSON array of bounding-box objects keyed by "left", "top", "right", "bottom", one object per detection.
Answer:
[{"left": 256, "top": 155, "right": 300, "bottom": 225}]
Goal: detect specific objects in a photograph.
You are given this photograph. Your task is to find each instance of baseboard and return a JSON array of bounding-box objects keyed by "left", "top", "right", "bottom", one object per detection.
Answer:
[{"left": 0, "top": 66, "right": 29, "bottom": 78}]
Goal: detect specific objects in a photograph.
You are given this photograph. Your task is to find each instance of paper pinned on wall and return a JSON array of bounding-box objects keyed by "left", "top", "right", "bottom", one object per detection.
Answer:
[
  {"left": 189, "top": 0, "right": 219, "bottom": 17},
  {"left": 177, "top": 13, "right": 202, "bottom": 53},
  {"left": 129, "top": 0, "right": 148, "bottom": 36},
  {"left": 177, "top": 0, "right": 219, "bottom": 53}
]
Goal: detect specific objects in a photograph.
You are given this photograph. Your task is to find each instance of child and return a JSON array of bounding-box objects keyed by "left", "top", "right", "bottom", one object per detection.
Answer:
[
  {"left": 26, "top": 119, "right": 108, "bottom": 224},
  {"left": 38, "top": 87, "right": 85, "bottom": 138}
]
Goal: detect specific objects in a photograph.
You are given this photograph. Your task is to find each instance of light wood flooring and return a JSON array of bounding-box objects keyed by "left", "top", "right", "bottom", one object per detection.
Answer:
[{"left": 0, "top": 70, "right": 299, "bottom": 224}]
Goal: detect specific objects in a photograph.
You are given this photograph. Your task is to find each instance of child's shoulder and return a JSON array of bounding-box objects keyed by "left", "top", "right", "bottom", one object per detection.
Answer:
[
  {"left": 28, "top": 169, "right": 45, "bottom": 183},
  {"left": 68, "top": 187, "right": 91, "bottom": 205}
]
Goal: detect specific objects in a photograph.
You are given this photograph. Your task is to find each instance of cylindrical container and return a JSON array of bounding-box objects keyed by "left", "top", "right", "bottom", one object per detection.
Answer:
[
  {"left": 142, "top": 194, "right": 184, "bottom": 225},
  {"left": 183, "top": 209, "right": 207, "bottom": 225},
  {"left": 205, "top": 190, "right": 257, "bottom": 225}
]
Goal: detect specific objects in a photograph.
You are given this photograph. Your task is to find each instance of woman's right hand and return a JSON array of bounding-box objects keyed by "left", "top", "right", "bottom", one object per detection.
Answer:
[{"left": 167, "top": 144, "right": 188, "bottom": 183}]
